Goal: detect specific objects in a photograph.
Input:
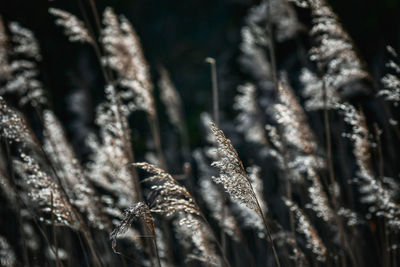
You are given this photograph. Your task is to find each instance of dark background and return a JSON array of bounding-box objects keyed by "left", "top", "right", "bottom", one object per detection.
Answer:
[
  {"left": 0, "top": 2, "right": 399, "bottom": 265},
  {"left": 0, "top": 0, "right": 399, "bottom": 159}
]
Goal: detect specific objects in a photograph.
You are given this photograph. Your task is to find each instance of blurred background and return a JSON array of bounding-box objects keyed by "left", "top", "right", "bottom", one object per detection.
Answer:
[
  {"left": 0, "top": 1, "right": 400, "bottom": 266},
  {"left": 0, "top": 0, "right": 399, "bottom": 161}
]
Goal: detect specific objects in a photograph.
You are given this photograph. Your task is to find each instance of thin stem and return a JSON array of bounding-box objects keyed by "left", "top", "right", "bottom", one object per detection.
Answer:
[
  {"left": 3, "top": 142, "right": 29, "bottom": 267},
  {"left": 206, "top": 57, "right": 229, "bottom": 254},
  {"left": 374, "top": 124, "right": 391, "bottom": 267},
  {"left": 147, "top": 113, "right": 167, "bottom": 170},
  {"left": 77, "top": 0, "right": 112, "bottom": 83},
  {"left": 50, "top": 192, "right": 62, "bottom": 267},
  {"left": 285, "top": 178, "right": 295, "bottom": 234},
  {"left": 198, "top": 213, "right": 232, "bottom": 267},
  {"left": 277, "top": 136, "right": 296, "bottom": 236},
  {"left": 265, "top": 0, "right": 278, "bottom": 88},
  {"left": 255, "top": 199, "right": 281, "bottom": 267},
  {"left": 206, "top": 57, "right": 219, "bottom": 126},
  {"left": 237, "top": 149, "right": 280, "bottom": 266},
  {"left": 188, "top": 178, "right": 231, "bottom": 267},
  {"left": 321, "top": 77, "right": 356, "bottom": 267},
  {"left": 80, "top": 227, "right": 103, "bottom": 267},
  {"left": 178, "top": 123, "right": 192, "bottom": 168},
  {"left": 76, "top": 231, "right": 91, "bottom": 267},
  {"left": 151, "top": 229, "right": 162, "bottom": 267},
  {"left": 32, "top": 218, "right": 65, "bottom": 267},
  {"left": 87, "top": 0, "right": 102, "bottom": 34},
  {"left": 322, "top": 78, "right": 346, "bottom": 267}
]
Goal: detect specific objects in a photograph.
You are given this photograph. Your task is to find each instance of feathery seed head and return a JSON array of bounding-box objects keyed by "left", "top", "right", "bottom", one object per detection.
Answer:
[
  {"left": 49, "top": 8, "right": 93, "bottom": 44},
  {"left": 133, "top": 162, "right": 201, "bottom": 217},
  {"left": 0, "top": 97, "right": 32, "bottom": 144},
  {"left": 110, "top": 202, "right": 154, "bottom": 253},
  {"left": 174, "top": 214, "right": 222, "bottom": 266},
  {"left": 284, "top": 198, "right": 327, "bottom": 262},
  {"left": 209, "top": 122, "right": 259, "bottom": 212},
  {"left": 292, "top": 0, "right": 370, "bottom": 98},
  {"left": 194, "top": 150, "right": 241, "bottom": 241},
  {"left": 379, "top": 46, "right": 400, "bottom": 105},
  {"left": 234, "top": 83, "right": 268, "bottom": 145},
  {"left": 101, "top": 7, "right": 155, "bottom": 116},
  {"left": 14, "top": 152, "right": 79, "bottom": 229},
  {"left": 158, "top": 67, "right": 184, "bottom": 129},
  {"left": 0, "top": 236, "right": 16, "bottom": 267},
  {"left": 43, "top": 110, "right": 107, "bottom": 229},
  {"left": 8, "top": 22, "right": 41, "bottom": 60}
]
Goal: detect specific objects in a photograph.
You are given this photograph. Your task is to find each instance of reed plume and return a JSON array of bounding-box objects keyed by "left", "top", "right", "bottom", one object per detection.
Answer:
[
  {"left": 283, "top": 198, "right": 327, "bottom": 262},
  {"left": 110, "top": 202, "right": 154, "bottom": 253},
  {"left": 0, "top": 235, "right": 16, "bottom": 267},
  {"left": 0, "top": 97, "right": 32, "bottom": 144},
  {"left": 8, "top": 22, "right": 40, "bottom": 60},
  {"left": 86, "top": 85, "right": 137, "bottom": 207},
  {"left": 0, "top": 1, "right": 399, "bottom": 266},
  {"left": 208, "top": 122, "right": 260, "bottom": 211},
  {"left": 337, "top": 207, "right": 365, "bottom": 227},
  {"left": 158, "top": 66, "right": 191, "bottom": 164},
  {"left": 194, "top": 149, "right": 241, "bottom": 241},
  {"left": 379, "top": 46, "right": 400, "bottom": 105},
  {"left": 43, "top": 109, "right": 107, "bottom": 229},
  {"left": 158, "top": 67, "right": 185, "bottom": 131},
  {"left": 234, "top": 83, "right": 268, "bottom": 145},
  {"left": 0, "top": 22, "right": 45, "bottom": 107},
  {"left": 14, "top": 152, "right": 79, "bottom": 229},
  {"left": 133, "top": 161, "right": 223, "bottom": 266},
  {"left": 133, "top": 162, "right": 200, "bottom": 217},
  {"left": 173, "top": 214, "right": 222, "bottom": 266},
  {"left": 337, "top": 102, "right": 400, "bottom": 229},
  {"left": 208, "top": 121, "right": 280, "bottom": 266},
  {"left": 306, "top": 168, "right": 334, "bottom": 222},
  {"left": 300, "top": 68, "right": 340, "bottom": 111},
  {"left": 0, "top": 17, "right": 10, "bottom": 80},
  {"left": 101, "top": 7, "right": 155, "bottom": 116},
  {"left": 291, "top": 0, "right": 370, "bottom": 97},
  {"left": 274, "top": 80, "right": 324, "bottom": 173},
  {"left": 49, "top": 8, "right": 93, "bottom": 44}
]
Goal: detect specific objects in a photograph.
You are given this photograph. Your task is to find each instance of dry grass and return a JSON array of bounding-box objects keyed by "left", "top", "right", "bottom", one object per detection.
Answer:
[{"left": 0, "top": 0, "right": 399, "bottom": 266}]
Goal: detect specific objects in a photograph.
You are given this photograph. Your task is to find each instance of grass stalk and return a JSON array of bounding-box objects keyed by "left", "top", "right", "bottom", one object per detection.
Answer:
[
  {"left": 147, "top": 113, "right": 168, "bottom": 170},
  {"left": 206, "top": 57, "right": 229, "bottom": 254},
  {"left": 321, "top": 76, "right": 357, "bottom": 267}
]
